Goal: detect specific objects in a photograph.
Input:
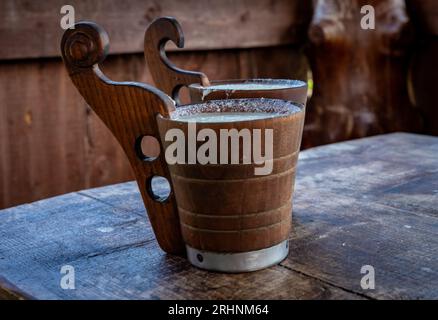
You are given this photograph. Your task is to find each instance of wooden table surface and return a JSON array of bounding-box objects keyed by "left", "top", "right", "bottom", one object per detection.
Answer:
[{"left": 0, "top": 133, "right": 437, "bottom": 300}]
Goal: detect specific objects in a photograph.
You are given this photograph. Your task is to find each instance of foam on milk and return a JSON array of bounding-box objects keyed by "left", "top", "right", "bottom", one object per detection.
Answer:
[
  {"left": 172, "top": 112, "right": 279, "bottom": 123},
  {"left": 170, "top": 98, "right": 302, "bottom": 123},
  {"left": 190, "top": 79, "right": 306, "bottom": 100},
  {"left": 192, "top": 79, "right": 305, "bottom": 91}
]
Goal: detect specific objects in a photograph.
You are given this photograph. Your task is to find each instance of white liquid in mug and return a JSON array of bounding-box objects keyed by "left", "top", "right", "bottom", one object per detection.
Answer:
[
  {"left": 170, "top": 98, "right": 302, "bottom": 123},
  {"left": 172, "top": 112, "right": 282, "bottom": 123},
  {"left": 206, "top": 83, "right": 294, "bottom": 91}
]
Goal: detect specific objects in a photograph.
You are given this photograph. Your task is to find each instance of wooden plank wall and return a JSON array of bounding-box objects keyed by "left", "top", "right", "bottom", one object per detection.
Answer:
[
  {"left": 0, "top": 0, "right": 311, "bottom": 58},
  {"left": 0, "top": 0, "right": 436, "bottom": 209},
  {"left": 0, "top": 0, "right": 311, "bottom": 209}
]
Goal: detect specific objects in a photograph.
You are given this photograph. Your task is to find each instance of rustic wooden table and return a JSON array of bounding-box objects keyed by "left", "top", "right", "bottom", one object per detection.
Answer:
[{"left": 0, "top": 133, "right": 437, "bottom": 300}]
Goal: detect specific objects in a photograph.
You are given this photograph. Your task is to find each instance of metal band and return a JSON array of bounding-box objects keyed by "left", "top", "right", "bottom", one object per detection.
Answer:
[{"left": 186, "top": 240, "right": 289, "bottom": 273}]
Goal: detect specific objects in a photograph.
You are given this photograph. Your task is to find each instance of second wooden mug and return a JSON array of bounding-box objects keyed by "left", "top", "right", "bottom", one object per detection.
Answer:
[{"left": 144, "top": 17, "right": 308, "bottom": 107}]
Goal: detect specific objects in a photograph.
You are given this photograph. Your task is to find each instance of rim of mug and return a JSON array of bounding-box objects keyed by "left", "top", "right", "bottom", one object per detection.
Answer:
[
  {"left": 188, "top": 78, "right": 307, "bottom": 92},
  {"left": 157, "top": 98, "right": 305, "bottom": 124}
]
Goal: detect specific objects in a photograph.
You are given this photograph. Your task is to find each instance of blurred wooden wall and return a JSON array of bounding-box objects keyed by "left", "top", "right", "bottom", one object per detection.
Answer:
[{"left": 0, "top": 0, "right": 436, "bottom": 209}]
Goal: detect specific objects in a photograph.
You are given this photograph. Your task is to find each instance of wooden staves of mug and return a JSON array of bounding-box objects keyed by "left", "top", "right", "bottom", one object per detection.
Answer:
[{"left": 156, "top": 99, "right": 305, "bottom": 260}]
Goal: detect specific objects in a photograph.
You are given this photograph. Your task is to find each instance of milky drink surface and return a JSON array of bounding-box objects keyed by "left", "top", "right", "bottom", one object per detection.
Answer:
[
  {"left": 170, "top": 98, "right": 302, "bottom": 123},
  {"left": 171, "top": 112, "right": 281, "bottom": 123}
]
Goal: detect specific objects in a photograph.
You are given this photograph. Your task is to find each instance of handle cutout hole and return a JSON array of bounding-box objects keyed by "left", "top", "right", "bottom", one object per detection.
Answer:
[
  {"left": 146, "top": 176, "right": 171, "bottom": 202},
  {"left": 135, "top": 135, "right": 161, "bottom": 161},
  {"left": 172, "top": 85, "right": 191, "bottom": 106}
]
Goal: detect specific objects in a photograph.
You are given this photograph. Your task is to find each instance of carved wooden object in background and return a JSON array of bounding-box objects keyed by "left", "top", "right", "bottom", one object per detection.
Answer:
[{"left": 304, "top": 0, "right": 422, "bottom": 147}]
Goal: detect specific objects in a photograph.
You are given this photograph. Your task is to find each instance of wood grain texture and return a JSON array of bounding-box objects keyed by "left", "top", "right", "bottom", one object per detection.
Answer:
[
  {"left": 0, "top": 0, "right": 311, "bottom": 60},
  {"left": 288, "top": 132, "right": 438, "bottom": 299},
  {"left": 0, "top": 133, "right": 436, "bottom": 299}
]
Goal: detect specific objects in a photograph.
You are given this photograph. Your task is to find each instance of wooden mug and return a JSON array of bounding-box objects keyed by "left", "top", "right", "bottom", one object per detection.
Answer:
[
  {"left": 144, "top": 17, "right": 308, "bottom": 106},
  {"left": 61, "top": 21, "right": 305, "bottom": 272},
  {"left": 156, "top": 99, "right": 305, "bottom": 271}
]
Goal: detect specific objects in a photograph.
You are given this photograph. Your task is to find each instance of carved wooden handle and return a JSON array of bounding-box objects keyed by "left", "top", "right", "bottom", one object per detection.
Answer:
[
  {"left": 144, "top": 16, "right": 210, "bottom": 104},
  {"left": 61, "top": 21, "right": 185, "bottom": 255}
]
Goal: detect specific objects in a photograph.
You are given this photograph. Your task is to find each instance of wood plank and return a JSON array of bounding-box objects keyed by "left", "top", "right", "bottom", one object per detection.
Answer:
[
  {"left": 0, "top": 185, "right": 360, "bottom": 299},
  {"left": 283, "top": 133, "right": 438, "bottom": 299},
  {"left": 0, "top": 0, "right": 311, "bottom": 60},
  {"left": 0, "top": 56, "right": 135, "bottom": 209},
  {"left": 0, "top": 59, "right": 88, "bottom": 208}
]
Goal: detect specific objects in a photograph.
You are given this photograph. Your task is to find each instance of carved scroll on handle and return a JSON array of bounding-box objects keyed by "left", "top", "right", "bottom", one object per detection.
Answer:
[
  {"left": 144, "top": 17, "right": 210, "bottom": 104},
  {"left": 61, "top": 21, "right": 185, "bottom": 255}
]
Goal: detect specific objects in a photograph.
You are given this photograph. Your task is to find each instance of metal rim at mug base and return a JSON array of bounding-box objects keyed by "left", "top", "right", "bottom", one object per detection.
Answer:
[{"left": 186, "top": 240, "right": 289, "bottom": 273}]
